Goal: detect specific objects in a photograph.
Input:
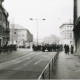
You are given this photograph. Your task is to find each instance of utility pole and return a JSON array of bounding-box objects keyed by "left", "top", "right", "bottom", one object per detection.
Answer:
[{"left": 30, "top": 18, "right": 46, "bottom": 45}]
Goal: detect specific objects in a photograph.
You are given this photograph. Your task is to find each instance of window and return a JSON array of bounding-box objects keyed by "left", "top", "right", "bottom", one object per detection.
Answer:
[
  {"left": 67, "top": 26, "right": 69, "bottom": 30},
  {"left": 70, "top": 26, "right": 72, "bottom": 30},
  {"left": 14, "top": 32, "right": 16, "bottom": 34},
  {"left": 70, "top": 33, "right": 72, "bottom": 38}
]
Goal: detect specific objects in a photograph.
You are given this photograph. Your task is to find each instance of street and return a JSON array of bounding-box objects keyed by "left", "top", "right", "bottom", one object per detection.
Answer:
[
  {"left": 0, "top": 48, "right": 56, "bottom": 79},
  {"left": 0, "top": 0, "right": 80, "bottom": 79}
]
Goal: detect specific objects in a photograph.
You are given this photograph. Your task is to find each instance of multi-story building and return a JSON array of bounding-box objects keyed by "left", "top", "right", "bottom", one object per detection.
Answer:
[
  {"left": 0, "top": 0, "right": 10, "bottom": 46},
  {"left": 59, "top": 23, "right": 74, "bottom": 46},
  {"left": 73, "top": 0, "right": 80, "bottom": 54},
  {"left": 10, "top": 24, "right": 33, "bottom": 47}
]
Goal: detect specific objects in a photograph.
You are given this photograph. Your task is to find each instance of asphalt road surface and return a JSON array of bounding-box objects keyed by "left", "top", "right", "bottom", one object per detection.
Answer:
[{"left": 0, "top": 48, "right": 56, "bottom": 79}]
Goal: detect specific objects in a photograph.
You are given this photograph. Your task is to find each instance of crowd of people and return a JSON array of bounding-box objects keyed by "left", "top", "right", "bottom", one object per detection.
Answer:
[
  {"left": 64, "top": 44, "right": 74, "bottom": 54},
  {"left": 0, "top": 43, "right": 74, "bottom": 54},
  {"left": 32, "top": 43, "right": 74, "bottom": 54},
  {"left": 0, "top": 44, "right": 17, "bottom": 54},
  {"left": 32, "top": 44, "right": 63, "bottom": 52}
]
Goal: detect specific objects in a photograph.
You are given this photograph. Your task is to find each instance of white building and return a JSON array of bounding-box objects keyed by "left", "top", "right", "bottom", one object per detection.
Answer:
[
  {"left": 59, "top": 23, "right": 74, "bottom": 46},
  {"left": 10, "top": 24, "right": 33, "bottom": 47}
]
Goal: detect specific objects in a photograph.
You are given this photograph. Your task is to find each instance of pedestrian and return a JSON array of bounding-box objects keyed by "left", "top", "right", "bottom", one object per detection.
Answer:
[
  {"left": 71, "top": 45, "right": 74, "bottom": 54},
  {"left": 66, "top": 45, "right": 69, "bottom": 55},
  {"left": 32, "top": 44, "right": 35, "bottom": 51},
  {"left": 64, "top": 44, "right": 67, "bottom": 54},
  {"left": 42, "top": 45, "right": 45, "bottom": 52}
]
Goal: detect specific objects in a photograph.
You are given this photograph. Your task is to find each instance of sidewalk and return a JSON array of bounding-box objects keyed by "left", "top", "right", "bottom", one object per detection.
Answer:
[{"left": 53, "top": 51, "right": 80, "bottom": 79}]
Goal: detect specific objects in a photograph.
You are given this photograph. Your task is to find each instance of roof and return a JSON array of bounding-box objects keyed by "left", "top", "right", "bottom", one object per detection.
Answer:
[
  {"left": 10, "top": 24, "right": 27, "bottom": 30},
  {"left": 59, "top": 23, "right": 73, "bottom": 28},
  {"left": 10, "top": 24, "right": 33, "bottom": 35}
]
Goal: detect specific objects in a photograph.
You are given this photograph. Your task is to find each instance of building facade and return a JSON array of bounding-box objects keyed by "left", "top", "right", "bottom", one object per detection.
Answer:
[
  {"left": 27, "top": 29, "right": 33, "bottom": 42},
  {"left": 59, "top": 23, "right": 74, "bottom": 47},
  {"left": 0, "top": 0, "right": 10, "bottom": 46},
  {"left": 10, "top": 24, "right": 33, "bottom": 47},
  {"left": 73, "top": 0, "right": 80, "bottom": 54}
]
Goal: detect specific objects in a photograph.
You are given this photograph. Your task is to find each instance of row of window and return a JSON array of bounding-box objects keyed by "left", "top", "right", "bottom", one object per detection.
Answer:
[
  {"left": 60, "top": 25, "right": 73, "bottom": 32},
  {"left": 61, "top": 32, "right": 73, "bottom": 39}
]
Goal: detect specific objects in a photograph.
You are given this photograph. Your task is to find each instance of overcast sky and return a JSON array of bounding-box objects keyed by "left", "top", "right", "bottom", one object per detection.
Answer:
[{"left": 3, "top": 0, "right": 73, "bottom": 39}]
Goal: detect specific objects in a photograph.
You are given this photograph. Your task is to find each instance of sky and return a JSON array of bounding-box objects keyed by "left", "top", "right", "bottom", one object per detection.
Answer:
[{"left": 3, "top": 0, "right": 73, "bottom": 39}]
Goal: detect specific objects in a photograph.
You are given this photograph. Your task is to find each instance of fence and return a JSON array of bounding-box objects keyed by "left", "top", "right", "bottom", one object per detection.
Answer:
[{"left": 38, "top": 50, "right": 59, "bottom": 79}]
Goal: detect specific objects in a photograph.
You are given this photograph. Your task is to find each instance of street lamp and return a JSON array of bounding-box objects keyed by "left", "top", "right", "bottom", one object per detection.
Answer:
[{"left": 30, "top": 18, "right": 46, "bottom": 45}]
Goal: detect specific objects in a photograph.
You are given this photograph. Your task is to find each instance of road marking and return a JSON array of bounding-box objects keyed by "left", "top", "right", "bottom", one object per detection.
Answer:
[
  {"left": 34, "top": 60, "right": 43, "bottom": 65},
  {"left": 34, "top": 59, "right": 49, "bottom": 65},
  {"left": 0, "top": 52, "right": 55, "bottom": 69},
  {"left": 14, "top": 57, "right": 31, "bottom": 64},
  {"left": 0, "top": 52, "right": 34, "bottom": 69}
]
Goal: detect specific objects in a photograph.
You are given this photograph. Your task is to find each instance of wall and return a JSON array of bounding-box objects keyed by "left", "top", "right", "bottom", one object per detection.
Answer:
[
  {"left": 77, "top": 0, "right": 80, "bottom": 18},
  {"left": 27, "top": 30, "right": 33, "bottom": 42},
  {"left": 0, "top": 1, "right": 9, "bottom": 46},
  {"left": 60, "top": 24, "right": 74, "bottom": 46}
]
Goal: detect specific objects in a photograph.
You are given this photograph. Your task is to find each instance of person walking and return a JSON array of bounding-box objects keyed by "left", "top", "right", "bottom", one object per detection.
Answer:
[
  {"left": 64, "top": 44, "right": 67, "bottom": 53},
  {"left": 66, "top": 45, "right": 69, "bottom": 55},
  {"left": 71, "top": 45, "right": 74, "bottom": 54}
]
